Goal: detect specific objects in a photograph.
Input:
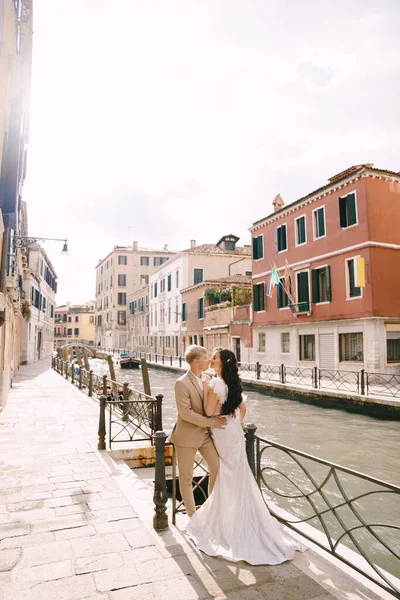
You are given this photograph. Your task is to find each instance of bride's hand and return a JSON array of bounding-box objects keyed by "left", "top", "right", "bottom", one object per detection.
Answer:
[{"left": 203, "top": 379, "right": 210, "bottom": 389}]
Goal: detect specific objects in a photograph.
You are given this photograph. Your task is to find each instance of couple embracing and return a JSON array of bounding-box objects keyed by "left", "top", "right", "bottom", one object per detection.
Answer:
[{"left": 170, "top": 345, "right": 304, "bottom": 565}]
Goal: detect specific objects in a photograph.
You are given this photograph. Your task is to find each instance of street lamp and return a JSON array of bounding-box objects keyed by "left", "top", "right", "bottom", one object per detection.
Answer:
[{"left": 13, "top": 236, "right": 69, "bottom": 253}]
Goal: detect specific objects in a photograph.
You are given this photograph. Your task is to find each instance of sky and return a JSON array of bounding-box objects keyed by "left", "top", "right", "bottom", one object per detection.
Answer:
[{"left": 23, "top": 0, "right": 400, "bottom": 305}]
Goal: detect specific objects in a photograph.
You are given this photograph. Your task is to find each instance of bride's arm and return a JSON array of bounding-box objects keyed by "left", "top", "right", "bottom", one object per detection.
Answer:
[
  {"left": 238, "top": 401, "right": 246, "bottom": 423},
  {"left": 203, "top": 380, "right": 220, "bottom": 416}
]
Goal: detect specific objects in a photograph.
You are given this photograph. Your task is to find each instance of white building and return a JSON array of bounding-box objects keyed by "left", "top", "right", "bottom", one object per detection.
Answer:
[
  {"left": 95, "top": 242, "right": 176, "bottom": 350},
  {"left": 20, "top": 244, "right": 57, "bottom": 364},
  {"left": 149, "top": 236, "right": 252, "bottom": 356}
]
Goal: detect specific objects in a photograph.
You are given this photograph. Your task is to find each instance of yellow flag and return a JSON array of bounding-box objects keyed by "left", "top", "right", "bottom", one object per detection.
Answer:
[{"left": 355, "top": 257, "right": 365, "bottom": 287}]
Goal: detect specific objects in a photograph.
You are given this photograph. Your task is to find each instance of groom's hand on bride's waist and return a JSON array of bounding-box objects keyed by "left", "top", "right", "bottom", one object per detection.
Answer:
[{"left": 214, "top": 415, "right": 227, "bottom": 429}]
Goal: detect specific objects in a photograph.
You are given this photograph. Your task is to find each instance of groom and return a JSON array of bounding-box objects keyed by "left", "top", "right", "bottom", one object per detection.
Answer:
[{"left": 170, "top": 345, "right": 226, "bottom": 517}]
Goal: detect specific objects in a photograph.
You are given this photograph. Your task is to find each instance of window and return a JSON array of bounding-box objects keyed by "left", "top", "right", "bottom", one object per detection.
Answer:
[
  {"left": 182, "top": 303, "right": 187, "bottom": 322},
  {"left": 387, "top": 333, "right": 400, "bottom": 363},
  {"left": 50, "top": 305, "right": 54, "bottom": 318},
  {"left": 67, "top": 328, "right": 72, "bottom": 336},
  {"left": 299, "top": 335, "right": 315, "bottom": 361},
  {"left": 167, "top": 274, "right": 171, "bottom": 291},
  {"left": 339, "top": 333, "right": 363, "bottom": 362},
  {"left": 140, "top": 256, "right": 149, "bottom": 266},
  {"left": 118, "top": 255, "right": 127, "bottom": 265},
  {"left": 295, "top": 216, "right": 306, "bottom": 245},
  {"left": 346, "top": 259, "right": 362, "bottom": 298},
  {"left": 160, "top": 279, "right": 165, "bottom": 293},
  {"left": 117, "top": 311, "right": 126, "bottom": 325},
  {"left": 176, "top": 270, "right": 180, "bottom": 288},
  {"left": 75, "top": 316, "right": 79, "bottom": 322},
  {"left": 313, "top": 206, "right": 326, "bottom": 239},
  {"left": 252, "top": 235, "right": 263, "bottom": 260},
  {"left": 258, "top": 333, "right": 266, "bottom": 352},
  {"left": 281, "top": 332, "right": 290, "bottom": 353},
  {"left": 154, "top": 282, "right": 158, "bottom": 297},
  {"left": 296, "top": 271, "right": 310, "bottom": 312},
  {"left": 168, "top": 302, "right": 171, "bottom": 324},
  {"left": 89, "top": 316, "right": 94, "bottom": 323},
  {"left": 118, "top": 293, "right": 126, "bottom": 305},
  {"left": 68, "top": 316, "right": 72, "bottom": 322},
  {"left": 226, "top": 240, "right": 235, "bottom": 250},
  {"left": 198, "top": 297, "right": 204, "bottom": 319},
  {"left": 312, "top": 266, "right": 331, "bottom": 303},
  {"left": 274, "top": 224, "right": 287, "bottom": 252},
  {"left": 194, "top": 269, "right": 203, "bottom": 285},
  {"left": 154, "top": 257, "right": 167, "bottom": 266},
  {"left": 175, "top": 299, "right": 179, "bottom": 323},
  {"left": 118, "top": 274, "right": 126, "bottom": 286},
  {"left": 253, "top": 283, "right": 265, "bottom": 312},
  {"left": 277, "top": 277, "right": 291, "bottom": 309},
  {"left": 339, "top": 192, "right": 357, "bottom": 228},
  {"left": 74, "top": 328, "right": 79, "bottom": 336}
]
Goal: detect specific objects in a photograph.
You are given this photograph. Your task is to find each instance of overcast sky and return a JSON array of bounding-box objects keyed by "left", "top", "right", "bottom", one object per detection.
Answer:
[{"left": 24, "top": 0, "right": 400, "bottom": 305}]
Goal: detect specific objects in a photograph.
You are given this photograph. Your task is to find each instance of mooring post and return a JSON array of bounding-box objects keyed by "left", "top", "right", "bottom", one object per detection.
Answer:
[
  {"left": 98, "top": 395, "right": 106, "bottom": 450},
  {"left": 152, "top": 431, "right": 168, "bottom": 532}
]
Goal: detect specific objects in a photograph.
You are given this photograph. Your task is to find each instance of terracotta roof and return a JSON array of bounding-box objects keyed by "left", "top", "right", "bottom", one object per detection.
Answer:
[
  {"left": 251, "top": 164, "right": 400, "bottom": 229},
  {"left": 182, "top": 275, "right": 252, "bottom": 293},
  {"left": 181, "top": 243, "right": 251, "bottom": 256}
]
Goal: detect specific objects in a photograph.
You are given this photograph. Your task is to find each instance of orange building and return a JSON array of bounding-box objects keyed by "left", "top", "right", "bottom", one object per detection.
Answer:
[{"left": 250, "top": 165, "right": 400, "bottom": 373}]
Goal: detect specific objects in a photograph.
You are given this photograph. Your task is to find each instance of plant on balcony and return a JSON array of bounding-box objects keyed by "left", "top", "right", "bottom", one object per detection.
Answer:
[
  {"left": 231, "top": 285, "right": 252, "bottom": 306},
  {"left": 205, "top": 301, "right": 232, "bottom": 312},
  {"left": 21, "top": 299, "right": 32, "bottom": 322},
  {"left": 204, "top": 288, "right": 221, "bottom": 305}
]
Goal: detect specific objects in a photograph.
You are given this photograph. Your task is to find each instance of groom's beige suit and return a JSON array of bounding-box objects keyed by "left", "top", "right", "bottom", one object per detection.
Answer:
[{"left": 170, "top": 370, "right": 219, "bottom": 516}]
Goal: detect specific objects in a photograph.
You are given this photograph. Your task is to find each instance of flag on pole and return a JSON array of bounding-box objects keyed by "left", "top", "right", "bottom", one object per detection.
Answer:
[
  {"left": 284, "top": 259, "right": 290, "bottom": 295},
  {"left": 266, "top": 272, "right": 273, "bottom": 297},
  {"left": 271, "top": 265, "right": 280, "bottom": 286},
  {"left": 354, "top": 257, "right": 365, "bottom": 287}
]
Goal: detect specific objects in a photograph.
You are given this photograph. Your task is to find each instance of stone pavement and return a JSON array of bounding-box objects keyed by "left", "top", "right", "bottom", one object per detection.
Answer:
[{"left": 0, "top": 360, "right": 389, "bottom": 600}]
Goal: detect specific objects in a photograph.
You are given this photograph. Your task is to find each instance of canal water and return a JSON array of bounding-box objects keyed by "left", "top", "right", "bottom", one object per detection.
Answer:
[{"left": 91, "top": 359, "right": 400, "bottom": 578}]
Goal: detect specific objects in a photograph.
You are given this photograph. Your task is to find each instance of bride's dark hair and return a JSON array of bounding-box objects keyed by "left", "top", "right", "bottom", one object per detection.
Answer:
[{"left": 216, "top": 348, "right": 243, "bottom": 415}]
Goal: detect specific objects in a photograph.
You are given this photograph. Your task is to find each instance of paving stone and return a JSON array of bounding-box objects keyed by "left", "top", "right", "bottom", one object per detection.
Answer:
[
  {"left": 215, "top": 590, "right": 265, "bottom": 600},
  {"left": 86, "top": 498, "right": 130, "bottom": 511},
  {"left": 23, "top": 573, "right": 97, "bottom": 600},
  {"left": 98, "top": 491, "right": 125, "bottom": 500},
  {"left": 55, "top": 525, "right": 97, "bottom": 541},
  {"left": 257, "top": 574, "right": 329, "bottom": 600},
  {"left": 55, "top": 503, "right": 90, "bottom": 516},
  {"left": 86, "top": 506, "right": 138, "bottom": 525},
  {"left": 31, "top": 514, "right": 87, "bottom": 534},
  {"left": 72, "top": 492, "right": 101, "bottom": 503},
  {"left": 71, "top": 533, "right": 130, "bottom": 557},
  {"left": 94, "top": 518, "right": 140, "bottom": 535},
  {"left": 15, "top": 559, "right": 73, "bottom": 588},
  {"left": 0, "top": 521, "right": 30, "bottom": 540},
  {"left": 124, "top": 527, "right": 155, "bottom": 550},
  {"left": 0, "top": 547, "right": 21, "bottom": 571},
  {"left": 8, "top": 507, "right": 55, "bottom": 523},
  {"left": 7, "top": 500, "right": 44, "bottom": 512},
  {"left": 75, "top": 552, "right": 124, "bottom": 574},
  {"left": 21, "top": 540, "right": 73, "bottom": 567},
  {"left": 138, "top": 555, "right": 195, "bottom": 584},
  {"left": 121, "top": 546, "right": 161, "bottom": 564},
  {"left": 0, "top": 531, "right": 54, "bottom": 549},
  {"left": 94, "top": 563, "right": 141, "bottom": 592},
  {"left": 53, "top": 487, "right": 83, "bottom": 498},
  {"left": 49, "top": 475, "right": 77, "bottom": 483},
  {"left": 109, "top": 574, "right": 210, "bottom": 600},
  {"left": 44, "top": 495, "right": 75, "bottom": 508}
]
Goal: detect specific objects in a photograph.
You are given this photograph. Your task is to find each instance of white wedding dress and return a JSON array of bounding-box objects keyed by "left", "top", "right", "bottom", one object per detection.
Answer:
[{"left": 187, "top": 377, "right": 305, "bottom": 565}]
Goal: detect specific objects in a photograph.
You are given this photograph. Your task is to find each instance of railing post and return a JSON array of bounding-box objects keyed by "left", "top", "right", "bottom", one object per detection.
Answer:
[
  {"left": 280, "top": 363, "right": 285, "bottom": 384},
  {"left": 360, "top": 369, "right": 366, "bottom": 396},
  {"left": 155, "top": 393, "right": 163, "bottom": 432},
  {"left": 245, "top": 424, "right": 257, "bottom": 479},
  {"left": 79, "top": 368, "right": 82, "bottom": 389},
  {"left": 152, "top": 431, "right": 168, "bottom": 532},
  {"left": 102, "top": 375, "right": 108, "bottom": 396},
  {"left": 88, "top": 370, "right": 93, "bottom": 397},
  {"left": 162, "top": 354, "right": 164, "bottom": 365},
  {"left": 122, "top": 382, "right": 130, "bottom": 421},
  {"left": 170, "top": 355, "right": 172, "bottom": 366},
  {"left": 71, "top": 364, "right": 75, "bottom": 385},
  {"left": 313, "top": 366, "right": 319, "bottom": 389},
  {"left": 98, "top": 395, "right": 107, "bottom": 450},
  {"left": 65, "top": 361, "right": 69, "bottom": 380},
  {"left": 256, "top": 361, "right": 261, "bottom": 380},
  {"left": 155, "top": 354, "right": 158, "bottom": 364},
  {"left": 179, "top": 356, "right": 182, "bottom": 368}
]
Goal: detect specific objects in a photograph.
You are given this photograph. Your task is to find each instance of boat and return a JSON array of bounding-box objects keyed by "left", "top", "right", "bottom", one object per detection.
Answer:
[{"left": 119, "top": 354, "right": 140, "bottom": 369}]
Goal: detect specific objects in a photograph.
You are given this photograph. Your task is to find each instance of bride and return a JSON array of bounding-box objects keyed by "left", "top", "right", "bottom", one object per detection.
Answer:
[{"left": 187, "top": 348, "right": 305, "bottom": 565}]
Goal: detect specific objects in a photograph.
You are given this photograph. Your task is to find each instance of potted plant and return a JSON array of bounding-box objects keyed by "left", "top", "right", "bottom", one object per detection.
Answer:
[{"left": 21, "top": 299, "right": 32, "bottom": 322}]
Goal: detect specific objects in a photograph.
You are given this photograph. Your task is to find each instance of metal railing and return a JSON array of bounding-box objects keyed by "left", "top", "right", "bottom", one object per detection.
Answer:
[{"left": 52, "top": 357, "right": 163, "bottom": 447}]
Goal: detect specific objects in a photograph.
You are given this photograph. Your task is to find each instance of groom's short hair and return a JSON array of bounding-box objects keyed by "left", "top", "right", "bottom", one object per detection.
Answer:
[{"left": 185, "top": 345, "right": 208, "bottom": 365}]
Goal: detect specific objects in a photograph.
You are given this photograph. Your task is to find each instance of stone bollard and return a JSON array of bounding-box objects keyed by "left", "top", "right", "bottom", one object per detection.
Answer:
[
  {"left": 256, "top": 361, "right": 261, "bottom": 380},
  {"left": 122, "top": 382, "right": 130, "bottom": 421},
  {"left": 179, "top": 356, "right": 182, "bottom": 367},
  {"left": 88, "top": 370, "right": 93, "bottom": 397},
  {"left": 155, "top": 394, "right": 163, "bottom": 432},
  {"left": 98, "top": 395, "right": 107, "bottom": 450},
  {"left": 245, "top": 424, "right": 257, "bottom": 479},
  {"left": 152, "top": 431, "right": 169, "bottom": 532},
  {"left": 102, "top": 375, "right": 108, "bottom": 396},
  {"left": 280, "top": 363, "right": 285, "bottom": 384}
]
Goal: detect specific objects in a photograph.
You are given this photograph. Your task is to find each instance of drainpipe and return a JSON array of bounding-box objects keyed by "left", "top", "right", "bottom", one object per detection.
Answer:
[{"left": 228, "top": 256, "right": 246, "bottom": 276}]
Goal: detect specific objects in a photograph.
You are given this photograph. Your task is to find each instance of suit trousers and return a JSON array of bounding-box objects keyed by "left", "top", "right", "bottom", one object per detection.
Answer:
[{"left": 175, "top": 436, "right": 219, "bottom": 517}]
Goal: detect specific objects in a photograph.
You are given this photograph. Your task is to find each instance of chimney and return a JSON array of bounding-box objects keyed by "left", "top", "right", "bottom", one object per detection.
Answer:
[
  {"left": 272, "top": 194, "right": 285, "bottom": 212},
  {"left": 190, "top": 240, "right": 196, "bottom": 249},
  {"left": 163, "top": 244, "right": 168, "bottom": 252},
  {"left": 132, "top": 241, "right": 138, "bottom": 251}
]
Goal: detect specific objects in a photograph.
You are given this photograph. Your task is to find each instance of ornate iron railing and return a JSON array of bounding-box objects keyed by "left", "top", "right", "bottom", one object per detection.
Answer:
[
  {"left": 259, "top": 363, "right": 282, "bottom": 383},
  {"left": 318, "top": 369, "right": 360, "bottom": 393},
  {"left": 251, "top": 431, "right": 400, "bottom": 598},
  {"left": 284, "top": 365, "right": 314, "bottom": 387},
  {"left": 171, "top": 445, "right": 209, "bottom": 524},
  {"left": 367, "top": 372, "right": 400, "bottom": 399}
]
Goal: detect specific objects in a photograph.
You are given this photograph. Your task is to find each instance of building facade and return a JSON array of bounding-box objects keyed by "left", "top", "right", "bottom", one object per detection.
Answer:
[
  {"left": 127, "top": 286, "right": 149, "bottom": 353},
  {"left": 54, "top": 301, "right": 95, "bottom": 347},
  {"left": 0, "top": 0, "right": 33, "bottom": 408},
  {"left": 95, "top": 242, "right": 176, "bottom": 350},
  {"left": 20, "top": 244, "right": 57, "bottom": 364},
  {"left": 250, "top": 164, "right": 400, "bottom": 373},
  {"left": 182, "top": 275, "right": 252, "bottom": 362},
  {"left": 149, "top": 236, "right": 252, "bottom": 357}
]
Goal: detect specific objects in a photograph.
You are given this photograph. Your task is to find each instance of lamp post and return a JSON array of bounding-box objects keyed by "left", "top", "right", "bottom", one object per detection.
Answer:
[{"left": 13, "top": 236, "right": 68, "bottom": 252}]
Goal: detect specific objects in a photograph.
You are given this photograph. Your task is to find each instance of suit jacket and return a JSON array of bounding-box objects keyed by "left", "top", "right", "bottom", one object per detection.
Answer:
[{"left": 169, "top": 370, "right": 215, "bottom": 448}]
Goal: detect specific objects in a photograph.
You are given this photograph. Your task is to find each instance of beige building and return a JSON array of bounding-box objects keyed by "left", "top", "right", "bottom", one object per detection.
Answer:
[
  {"left": 54, "top": 301, "right": 95, "bottom": 347},
  {"left": 149, "top": 235, "right": 252, "bottom": 357},
  {"left": 0, "top": 0, "right": 33, "bottom": 409},
  {"left": 127, "top": 286, "right": 149, "bottom": 353},
  {"left": 20, "top": 243, "right": 57, "bottom": 364},
  {"left": 95, "top": 242, "right": 176, "bottom": 350}
]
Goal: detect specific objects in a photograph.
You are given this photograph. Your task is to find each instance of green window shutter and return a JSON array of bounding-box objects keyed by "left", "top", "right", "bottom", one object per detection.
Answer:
[
  {"left": 326, "top": 266, "right": 332, "bottom": 301},
  {"left": 257, "top": 236, "right": 263, "bottom": 259},
  {"left": 252, "top": 237, "right": 258, "bottom": 259},
  {"left": 297, "top": 272, "right": 310, "bottom": 311},
  {"left": 259, "top": 283, "right": 265, "bottom": 311},
  {"left": 298, "top": 217, "right": 305, "bottom": 244},
  {"left": 347, "top": 193, "right": 356, "bottom": 226},
  {"left": 277, "top": 280, "right": 283, "bottom": 308},
  {"left": 312, "top": 269, "right": 320, "bottom": 303},
  {"left": 274, "top": 228, "right": 279, "bottom": 252},
  {"left": 167, "top": 275, "right": 171, "bottom": 291},
  {"left": 154, "top": 283, "right": 157, "bottom": 297},
  {"left": 282, "top": 225, "right": 287, "bottom": 250},
  {"left": 253, "top": 285, "right": 259, "bottom": 311},
  {"left": 339, "top": 197, "right": 347, "bottom": 227},
  {"left": 182, "top": 303, "right": 186, "bottom": 321},
  {"left": 318, "top": 208, "right": 325, "bottom": 236},
  {"left": 197, "top": 298, "right": 203, "bottom": 319}
]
